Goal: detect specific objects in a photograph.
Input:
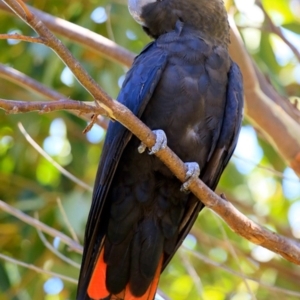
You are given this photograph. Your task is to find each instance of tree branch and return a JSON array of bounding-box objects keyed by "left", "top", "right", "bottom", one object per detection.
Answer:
[
  {"left": 0, "top": 1, "right": 135, "bottom": 67},
  {"left": 0, "top": 64, "right": 67, "bottom": 99},
  {"left": 0, "top": 33, "right": 44, "bottom": 43},
  {"left": 228, "top": 17, "right": 300, "bottom": 175},
  {"left": 56, "top": 197, "right": 80, "bottom": 243},
  {"left": 1, "top": 1, "right": 299, "bottom": 174},
  {"left": 0, "top": 253, "right": 78, "bottom": 284},
  {"left": 185, "top": 248, "right": 300, "bottom": 298},
  {"left": 0, "top": 98, "right": 104, "bottom": 115},
  {"left": 36, "top": 226, "right": 81, "bottom": 269},
  {"left": 258, "top": 0, "right": 300, "bottom": 62},
  {"left": 17, "top": 122, "right": 93, "bottom": 192},
  {"left": 0, "top": 199, "right": 83, "bottom": 253},
  {"left": 190, "top": 226, "right": 300, "bottom": 288},
  {"left": 0, "top": 64, "right": 109, "bottom": 129},
  {"left": 1, "top": 0, "right": 300, "bottom": 266}
]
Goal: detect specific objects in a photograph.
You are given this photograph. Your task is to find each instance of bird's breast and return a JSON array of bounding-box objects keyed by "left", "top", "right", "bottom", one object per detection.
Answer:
[{"left": 141, "top": 32, "right": 230, "bottom": 165}]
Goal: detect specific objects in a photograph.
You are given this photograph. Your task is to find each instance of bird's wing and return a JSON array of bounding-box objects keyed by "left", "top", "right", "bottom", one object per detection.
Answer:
[
  {"left": 77, "top": 42, "right": 168, "bottom": 299},
  {"left": 201, "top": 61, "right": 244, "bottom": 189},
  {"left": 163, "top": 61, "right": 244, "bottom": 269}
]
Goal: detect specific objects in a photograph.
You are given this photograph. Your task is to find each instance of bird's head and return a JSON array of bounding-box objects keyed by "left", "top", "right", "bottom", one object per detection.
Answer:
[{"left": 128, "top": 0, "right": 229, "bottom": 46}]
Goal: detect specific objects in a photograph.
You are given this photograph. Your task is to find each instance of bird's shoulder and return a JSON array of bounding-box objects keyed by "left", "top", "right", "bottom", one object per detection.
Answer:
[{"left": 155, "top": 21, "right": 230, "bottom": 67}]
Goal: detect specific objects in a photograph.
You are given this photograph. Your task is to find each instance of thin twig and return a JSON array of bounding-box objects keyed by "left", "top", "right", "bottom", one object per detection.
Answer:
[
  {"left": 0, "top": 199, "right": 83, "bottom": 253},
  {"left": 0, "top": 253, "right": 78, "bottom": 284},
  {"left": 56, "top": 198, "right": 79, "bottom": 243},
  {"left": 105, "top": 5, "right": 115, "bottom": 42},
  {"left": 0, "top": 1, "right": 135, "bottom": 67},
  {"left": 0, "top": 64, "right": 109, "bottom": 129},
  {"left": 179, "top": 250, "right": 204, "bottom": 299},
  {"left": 212, "top": 212, "right": 256, "bottom": 300},
  {"left": 185, "top": 248, "right": 300, "bottom": 298},
  {"left": 18, "top": 122, "right": 93, "bottom": 192},
  {"left": 0, "top": 33, "right": 44, "bottom": 44},
  {"left": 36, "top": 224, "right": 81, "bottom": 269},
  {"left": 0, "top": 64, "right": 67, "bottom": 99},
  {"left": 0, "top": 98, "right": 104, "bottom": 116},
  {"left": 233, "top": 155, "right": 300, "bottom": 182},
  {"left": 190, "top": 227, "right": 300, "bottom": 286},
  {"left": 257, "top": 1, "right": 300, "bottom": 62},
  {"left": 229, "top": 16, "right": 300, "bottom": 174}
]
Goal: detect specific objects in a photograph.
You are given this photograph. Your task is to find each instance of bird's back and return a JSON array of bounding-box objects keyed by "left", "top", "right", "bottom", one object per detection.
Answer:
[
  {"left": 77, "top": 18, "right": 243, "bottom": 300},
  {"left": 101, "top": 22, "right": 232, "bottom": 297}
]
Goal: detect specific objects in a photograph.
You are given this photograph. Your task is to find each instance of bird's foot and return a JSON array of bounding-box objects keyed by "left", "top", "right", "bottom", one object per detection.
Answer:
[
  {"left": 180, "top": 162, "right": 200, "bottom": 193},
  {"left": 138, "top": 129, "right": 167, "bottom": 155}
]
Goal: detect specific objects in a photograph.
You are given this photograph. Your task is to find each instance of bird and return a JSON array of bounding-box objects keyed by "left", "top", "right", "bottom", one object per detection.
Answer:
[{"left": 77, "top": 0, "right": 244, "bottom": 299}]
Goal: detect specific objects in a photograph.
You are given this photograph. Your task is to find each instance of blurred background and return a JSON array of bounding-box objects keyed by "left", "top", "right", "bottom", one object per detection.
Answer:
[{"left": 0, "top": 0, "right": 300, "bottom": 299}]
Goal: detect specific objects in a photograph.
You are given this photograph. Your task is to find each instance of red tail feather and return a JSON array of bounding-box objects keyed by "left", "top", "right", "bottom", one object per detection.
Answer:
[
  {"left": 88, "top": 250, "right": 163, "bottom": 300},
  {"left": 87, "top": 248, "right": 109, "bottom": 299},
  {"left": 124, "top": 256, "right": 163, "bottom": 300}
]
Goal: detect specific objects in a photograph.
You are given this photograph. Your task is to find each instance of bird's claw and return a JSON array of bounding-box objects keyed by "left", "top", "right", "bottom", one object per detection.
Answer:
[
  {"left": 138, "top": 129, "right": 167, "bottom": 155},
  {"left": 180, "top": 162, "right": 200, "bottom": 193},
  {"left": 149, "top": 130, "right": 167, "bottom": 155}
]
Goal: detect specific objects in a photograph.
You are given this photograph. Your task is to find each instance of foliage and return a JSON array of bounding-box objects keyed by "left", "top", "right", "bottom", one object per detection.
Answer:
[{"left": 0, "top": 0, "right": 300, "bottom": 299}]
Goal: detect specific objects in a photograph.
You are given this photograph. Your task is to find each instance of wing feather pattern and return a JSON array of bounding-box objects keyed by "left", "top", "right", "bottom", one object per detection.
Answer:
[
  {"left": 77, "top": 42, "right": 168, "bottom": 299},
  {"left": 162, "top": 61, "right": 244, "bottom": 269}
]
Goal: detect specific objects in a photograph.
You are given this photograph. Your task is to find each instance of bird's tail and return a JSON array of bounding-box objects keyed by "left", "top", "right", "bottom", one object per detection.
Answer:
[{"left": 87, "top": 248, "right": 163, "bottom": 300}]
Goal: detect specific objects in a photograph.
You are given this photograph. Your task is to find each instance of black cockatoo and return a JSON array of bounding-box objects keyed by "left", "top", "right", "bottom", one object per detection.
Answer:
[{"left": 77, "top": 0, "right": 243, "bottom": 299}]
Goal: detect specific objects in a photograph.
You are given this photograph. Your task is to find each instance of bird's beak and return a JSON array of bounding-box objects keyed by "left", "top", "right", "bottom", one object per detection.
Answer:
[{"left": 128, "top": 0, "right": 156, "bottom": 26}]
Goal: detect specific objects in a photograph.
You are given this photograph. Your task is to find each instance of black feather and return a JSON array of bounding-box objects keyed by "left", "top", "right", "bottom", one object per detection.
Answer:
[{"left": 77, "top": 2, "right": 243, "bottom": 298}]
